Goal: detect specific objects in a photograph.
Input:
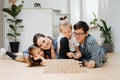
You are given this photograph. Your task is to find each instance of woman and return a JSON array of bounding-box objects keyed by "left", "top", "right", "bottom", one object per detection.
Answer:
[{"left": 33, "top": 33, "right": 57, "bottom": 59}]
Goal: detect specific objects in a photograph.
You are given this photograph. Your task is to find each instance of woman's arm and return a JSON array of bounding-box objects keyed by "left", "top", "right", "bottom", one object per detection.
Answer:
[
  {"left": 50, "top": 44, "right": 56, "bottom": 59},
  {"left": 48, "top": 37, "right": 57, "bottom": 59}
]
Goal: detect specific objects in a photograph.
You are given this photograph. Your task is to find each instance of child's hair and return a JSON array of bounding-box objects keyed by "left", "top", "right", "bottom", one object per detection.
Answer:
[
  {"left": 59, "top": 16, "right": 72, "bottom": 32},
  {"left": 73, "top": 21, "right": 89, "bottom": 33},
  {"left": 33, "top": 33, "right": 45, "bottom": 47},
  {"left": 28, "top": 45, "right": 42, "bottom": 67},
  {"left": 59, "top": 16, "right": 67, "bottom": 21},
  {"left": 28, "top": 45, "right": 38, "bottom": 56}
]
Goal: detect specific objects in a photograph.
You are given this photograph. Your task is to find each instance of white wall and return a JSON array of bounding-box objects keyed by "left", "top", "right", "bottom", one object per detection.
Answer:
[
  {"left": 18, "top": 9, "right": 53, "bottom": 51},
  {"left": 70, "top": 0, "right": 81, "bottom": 25},
  {"left": 0, "top": 0, "right": 3, "bottom": 48},
  {"left": 108, "top": 0, "right": 120, "bottom": 53},
  {"left": 2, "top": 0, "right": 9, "bottom": 49},
  {"left": 16, "top": 0, "right": 70, "bottom": 14}
]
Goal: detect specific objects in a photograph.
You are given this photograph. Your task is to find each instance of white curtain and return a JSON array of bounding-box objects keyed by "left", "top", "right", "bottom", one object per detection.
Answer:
[
  {"left": 82, "top": 0, "right": 98, "bottom": 27},
  {"left": 98, "top": 0, "right": 109, "bottom": 22}
]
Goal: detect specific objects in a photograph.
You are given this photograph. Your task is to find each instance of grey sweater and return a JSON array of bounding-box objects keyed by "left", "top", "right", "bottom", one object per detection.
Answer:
[{"left": 79, "top": 34, "right": 107, "bottom": 67}]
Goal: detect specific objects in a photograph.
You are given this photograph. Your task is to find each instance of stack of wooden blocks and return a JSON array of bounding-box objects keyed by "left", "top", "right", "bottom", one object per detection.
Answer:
[{"left": 44, "top": 59, "right": 83, "bottom": 73}]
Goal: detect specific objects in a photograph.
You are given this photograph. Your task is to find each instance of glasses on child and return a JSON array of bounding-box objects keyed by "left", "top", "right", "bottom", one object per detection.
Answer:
[{"left": 73, "top": 32, "right": 85, "bottom": 36}]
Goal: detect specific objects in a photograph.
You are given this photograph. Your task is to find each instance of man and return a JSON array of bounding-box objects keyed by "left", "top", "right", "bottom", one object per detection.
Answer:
[{"left": 73, "top": 21, "right": 107, "bottom": 68}]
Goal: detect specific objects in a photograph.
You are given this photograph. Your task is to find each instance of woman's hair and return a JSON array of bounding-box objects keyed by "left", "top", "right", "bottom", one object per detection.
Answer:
[
  {"left": 73, "top": 21, "right": 89, "bottom": 33},
  {"left": 33, "top": 33, "right": 45, "bottom": 47},
  {"left": 59, "top": 16, "right": 72, "bottom": 32}
]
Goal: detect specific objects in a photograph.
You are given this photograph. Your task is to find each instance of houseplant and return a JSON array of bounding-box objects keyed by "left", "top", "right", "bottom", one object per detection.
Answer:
[
  {"left": 90, "top": 12, "right": 98, "bottom": 28},
  {"left": 98, "top": 19, "right": 113, "bottom": 52},
  {"left": 2, "top": 3, "right": 24, "bottom": 52}
]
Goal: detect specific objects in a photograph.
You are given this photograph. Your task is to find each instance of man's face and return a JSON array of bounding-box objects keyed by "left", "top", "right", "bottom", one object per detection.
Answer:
[{"left": 73, "top": 28, "right": 88, "bottom": 44}]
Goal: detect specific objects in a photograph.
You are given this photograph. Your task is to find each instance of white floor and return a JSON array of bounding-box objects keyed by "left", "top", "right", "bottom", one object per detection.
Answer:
[{"left": 0, "top": 53, "right": 120, "bottom": 80}]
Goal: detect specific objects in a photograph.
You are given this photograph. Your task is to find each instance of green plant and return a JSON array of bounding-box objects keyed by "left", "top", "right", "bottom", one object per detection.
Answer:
[
  {"left": 2, "top": 3, "right": 24, "bottom": 42},
  {"left": 90, "top": 12, "right": 98, "bottom": 27},
  {"left": 98, "top": 19, "right": 112, "bottom": 43}
]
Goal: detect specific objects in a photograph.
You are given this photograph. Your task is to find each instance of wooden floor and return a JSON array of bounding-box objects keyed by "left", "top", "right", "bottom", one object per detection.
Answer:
[{"left": 0, "top": 53, "right": 120, "bottom": 80}]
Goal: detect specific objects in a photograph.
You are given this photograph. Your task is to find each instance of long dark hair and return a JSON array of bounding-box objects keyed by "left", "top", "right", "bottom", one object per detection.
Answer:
[{"left": 33, "top": 33, "right": 45, "bottom": 47}]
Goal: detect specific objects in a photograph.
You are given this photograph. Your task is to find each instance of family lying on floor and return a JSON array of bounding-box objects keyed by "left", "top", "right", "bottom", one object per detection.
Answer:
[{"left": 0, "top": 16, "right": 107, "bottom": 68}]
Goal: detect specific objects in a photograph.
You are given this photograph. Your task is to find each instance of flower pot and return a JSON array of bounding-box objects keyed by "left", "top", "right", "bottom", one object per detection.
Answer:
[
  {"left": 103, "top": 43, "right": 113, "bottom": 53},
  {"left": 9, "top": 42, "right": 20, "bottom": 53}
]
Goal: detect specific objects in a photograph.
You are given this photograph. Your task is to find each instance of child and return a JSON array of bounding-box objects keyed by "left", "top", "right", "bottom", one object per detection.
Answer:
[
  {"left": 27, "top": 45, "right": 46, "bottom": 67},
  {"left": 0, "top": 45, "right": 46, "bottom": 67},
  {"left": 57, "top": 16, "right": 82, "bottom": 59}
]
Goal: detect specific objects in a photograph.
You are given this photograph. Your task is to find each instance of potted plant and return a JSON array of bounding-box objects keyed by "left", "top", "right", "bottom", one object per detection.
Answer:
[
  {"left": 98, "top": 19, "right": 113, "bottom": 52},
  {"left": 2, "top": 2, "right": 24, "bottom": 53},
  {"left": 90, "top": 12, "right": 98, "bottom": 28}
]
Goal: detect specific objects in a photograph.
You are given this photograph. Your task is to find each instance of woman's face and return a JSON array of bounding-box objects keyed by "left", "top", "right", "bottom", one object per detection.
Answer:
[
  {"left": 32, "top": 47, "right": 44, "bottom": 57},
  {"left": 37, "top": 37, "right": 51, "bottom": 50}
]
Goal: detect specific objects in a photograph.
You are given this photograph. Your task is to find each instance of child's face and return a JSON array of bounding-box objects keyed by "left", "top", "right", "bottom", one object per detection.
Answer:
[
  {"left": 32, "top": 47, "right": 44, "bottom": 57},
  {"left": 61, "top": 26, "right": 72, "bottom": 39}
]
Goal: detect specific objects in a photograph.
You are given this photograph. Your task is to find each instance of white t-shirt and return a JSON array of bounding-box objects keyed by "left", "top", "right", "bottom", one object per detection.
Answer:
[{"left": 57, "top": 34, "right": 79, "bottom": 52}]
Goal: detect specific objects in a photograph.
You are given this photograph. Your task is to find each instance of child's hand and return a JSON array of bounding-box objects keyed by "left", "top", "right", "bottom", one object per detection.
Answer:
[
  {"left": 39, "top": 55, "right": 45, "bottom": 60},
  {"left": 73, "top": 53, "right": 82, "bottom": 59},
  {"left": 40, "top": 61, "right": 46, "bottom": 66},
  {"left": 33, "top": 54, "right": 41, "bottom": 60},
  {"left": 34, "top": 56, "right": 39, "bottom": 60},
  {"left": 40, "top": 58, "right": 47, "bottom": 66},
  {"left": 67, "top": 52, "right": 74, "bottom": 58}
]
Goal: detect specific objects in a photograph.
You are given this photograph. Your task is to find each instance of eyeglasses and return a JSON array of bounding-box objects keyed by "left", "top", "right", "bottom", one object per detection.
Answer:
[{"left": 73, "top": 32, "right": 85, "bottom": 36}]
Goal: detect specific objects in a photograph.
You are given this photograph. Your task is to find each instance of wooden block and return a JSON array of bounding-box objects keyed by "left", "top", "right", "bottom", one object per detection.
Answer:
[{"left": 44, "top": 59, "right": 83, "bottom": 73}]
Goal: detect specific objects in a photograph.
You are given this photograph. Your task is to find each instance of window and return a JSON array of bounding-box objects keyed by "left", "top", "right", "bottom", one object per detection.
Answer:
[{"left": 82, "top": 0, "right": 98, "bottom": 28}]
